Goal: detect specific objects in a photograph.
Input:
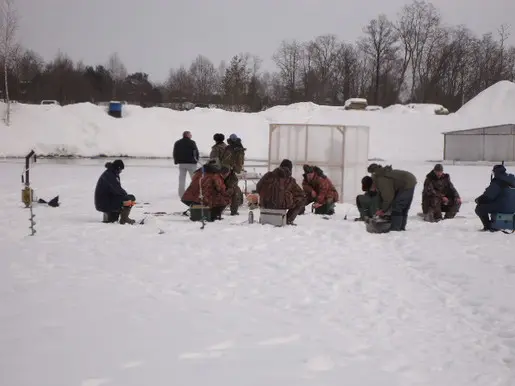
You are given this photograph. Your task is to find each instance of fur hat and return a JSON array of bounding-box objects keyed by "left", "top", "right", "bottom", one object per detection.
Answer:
[
  {"left": 213, "top": 133, "right": 225, "bottom": 142},
  {"left": 279, "top": 159, "right": 293, "bottom": 171}
]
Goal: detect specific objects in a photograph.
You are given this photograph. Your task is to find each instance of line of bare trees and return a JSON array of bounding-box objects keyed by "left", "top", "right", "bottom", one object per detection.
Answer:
[{"left": 3, "top": 0, "right": 515, "bottom": 116}]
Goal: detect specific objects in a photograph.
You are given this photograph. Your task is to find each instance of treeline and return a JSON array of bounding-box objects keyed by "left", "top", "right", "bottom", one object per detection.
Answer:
[{"left": 5, "top": 0, "right": 515, "bottom": 112}]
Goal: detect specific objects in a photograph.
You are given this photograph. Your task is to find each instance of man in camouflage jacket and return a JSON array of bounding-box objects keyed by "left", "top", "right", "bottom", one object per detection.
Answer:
[
  {"left": 422, "top": 163, "right": 461, "bottom": 222},
  {"left": 256, "top": 159, "right": 305, "bottom": 225},
  {"left": 209, "top": 133, "right": 227, "bottom": 166},
  {"left": 181, "top": 163, "right": 232, "bottom": 220},
  {"left": 368, "top": 163, "right": 417, "bottom": 231},
  {"left": 221, "top": 134, "right": 245, "bottom": 215},
  {"left": 302, "top": 166, "right": 339, "bottom": 215}
]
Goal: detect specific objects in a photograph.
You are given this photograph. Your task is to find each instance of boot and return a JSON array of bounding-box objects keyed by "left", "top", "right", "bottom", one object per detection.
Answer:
[
  {"left": 119, "top": 206, "right": 136, "bottom": 225},
  {"left": 400, "top": 215, "right": 408, "bottom": 231},
  {"left": 103, "top": 212, "right": 119, "bottom": 223}
]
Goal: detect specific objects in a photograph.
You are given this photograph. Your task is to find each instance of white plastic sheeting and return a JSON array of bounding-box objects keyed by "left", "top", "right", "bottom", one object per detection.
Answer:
[{"left": 268, "top": 123, "right": 370, "bottom": 203}]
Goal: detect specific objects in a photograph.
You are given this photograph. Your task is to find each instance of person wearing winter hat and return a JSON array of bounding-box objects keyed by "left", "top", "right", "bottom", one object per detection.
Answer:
[
  {"left": 355, "top": 175, "right": 380, "bottom": 222},
  {"left": 475, "top": 164, "right": 515, "bottom": 231},
  {"left": 421, "top": 163, "right": 461, "bottom": 222},
  {"left": 255, "top": 159, "right": 305, "bottom": 225},
  {"left": 301, "top": 164, "right": 339, "bottom": 216},
  {"left": 94, "top": 159, "right": 137, "bottom": 224},
  {"left": 209, "top": 133, "right": 226, "bottom": 167},
  {"left": 220, "top": 133, "right": 246, "bottom": 215}
]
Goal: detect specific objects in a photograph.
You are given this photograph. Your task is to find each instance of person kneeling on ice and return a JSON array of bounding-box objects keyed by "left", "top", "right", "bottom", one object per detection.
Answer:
[
  {"left": 94, "top": 160, "right": 136, "bottom": 224},
  {"left": 302, "top": 165, "right": 339, "bottom": 216},
  {"left": 421, "top": 163, "right": 461, "bottom": 222},
  {"left": 475, "top": 164, "right": 515, "bottom": 232},
  {"left": 181, "top": 163, "right": 232, "bottom": 221},
  {"left": 355, "top": 176, "right": 380, "bottom": 222},
  {"left": 368, "top": 163, "right": 417, "bottom": 231},
  {"left": 256, "top": 159, "right": 305, "bottom": 225}
]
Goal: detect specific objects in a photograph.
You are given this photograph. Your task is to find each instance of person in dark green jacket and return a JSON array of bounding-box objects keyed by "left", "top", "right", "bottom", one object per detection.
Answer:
[
  {"left": 355, "top": 176, "right": 380, "bottom": 222},
  {"left": 367, "top": 163, "right": 417, "bottom": 231}
]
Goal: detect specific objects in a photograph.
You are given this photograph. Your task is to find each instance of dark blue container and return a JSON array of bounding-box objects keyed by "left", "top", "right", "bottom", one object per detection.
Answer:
[{"left": 108, "top": 101, "right": 122, "bottom": 118}]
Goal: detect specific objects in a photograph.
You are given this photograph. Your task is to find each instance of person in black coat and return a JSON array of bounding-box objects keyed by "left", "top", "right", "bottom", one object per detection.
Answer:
[
  {"left": 94, "top": 160, "right": 136, "bottom": 224},
  {"left": 173, "top": 130, "right": 199, "bottom": 198}
]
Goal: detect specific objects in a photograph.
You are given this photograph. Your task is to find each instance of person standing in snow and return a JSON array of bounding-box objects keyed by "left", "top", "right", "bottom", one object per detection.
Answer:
[
  {"left": 220, "top": 134, "right": 245, "bottom": 215},
  {"left": 94, "top": 159, "right": 136, "bottom": 224},
  {"left": 209, "top": 133, "right": 226, "bottom": 166},
  {"left": 421, "top": 163, "right": 461, "bottom": 222},
  {"left": 173, "top": 130, "right": 199, "bottom": 198},
  {"left": 367, "top": 163, "right": 417, "bottom": 231},
  {"left": 475, "top": 164, "right": 515, "bottom": 231}
]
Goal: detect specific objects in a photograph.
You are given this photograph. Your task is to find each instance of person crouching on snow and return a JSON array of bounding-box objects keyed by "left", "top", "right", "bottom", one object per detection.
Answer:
[
  {"left": 94, "top": 159, "right": 136, "bottom": 224},
  {"left": 255, "top": 159, "right": 305, "bottom": 225},
  {"left": 422, "top": 163, "right": 461, "bottom": 222},
  {"left": 475, "top": 164, "right": 515, "bottom": 231},
  {"left": 302, "top": 165, "right": 339, "bottom": 216},
  {"left": 355, "top": 176, "right": 380, "bottom": 222},
  {"left": 181, "top": 163, "right": 232, "bottom": 221}
]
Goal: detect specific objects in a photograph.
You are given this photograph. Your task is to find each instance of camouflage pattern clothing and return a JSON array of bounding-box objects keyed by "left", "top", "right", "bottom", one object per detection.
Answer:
[
  {"left": 221, "top": 141, "right": 246, "bottom": 173},
  {"left": 182, "top": 168, "right": 232, "bottom": 209},
  {"left": 256, "top": 166, "right": 305, "bottom": 223},
  {"left": 422, "top": 170, "right": 461, "bottom": 221},
  {"left": 221, "top": 139, "right": 246, "bottom": 214},
  {"left": 209, "top": 142, "right": 227, "bottom": 166}
]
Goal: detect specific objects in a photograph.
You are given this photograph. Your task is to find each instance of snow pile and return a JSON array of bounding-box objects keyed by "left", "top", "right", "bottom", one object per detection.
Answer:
[
  {"left": 453, "top": 80, "right": 515, "bottom": 127},
  {"left": 0, "top": 81, "right": 513, "bottom": 162}
]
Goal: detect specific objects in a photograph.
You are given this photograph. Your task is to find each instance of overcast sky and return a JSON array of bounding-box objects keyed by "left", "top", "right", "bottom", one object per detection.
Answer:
[{"left": 16, "top": 0, "right": 515, "bottom": 83}]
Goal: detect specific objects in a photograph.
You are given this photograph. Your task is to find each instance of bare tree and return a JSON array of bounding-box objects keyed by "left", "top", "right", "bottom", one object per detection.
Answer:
[
  {"left": 359, "top": 15, "right": 400, "bottom": 104},
  {"left": 0, "top": 0, "right": 18, "bottom": 125},
  {"left": 189, "top": 55, "right": 217, "bottom": 100},
  {"left": 310, "top": 34, "right": 340, "bottom": 103},
  {"left": 107, "top": 52, "right": 127, "bottom": 99},
  {"left": 272, "top": 40, "right": 302, "bottom": 102},
  {"left": 396, "top": 0, "right": 442, "bottom": 100},
  {"left": 167, "top": 66, "right": 193, "bottom": 99}
]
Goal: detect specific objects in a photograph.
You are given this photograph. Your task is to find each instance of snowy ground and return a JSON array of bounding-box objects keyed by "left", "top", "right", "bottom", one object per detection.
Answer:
[{"left": 2, "top": 159, "right": 515, "bottom": 386}]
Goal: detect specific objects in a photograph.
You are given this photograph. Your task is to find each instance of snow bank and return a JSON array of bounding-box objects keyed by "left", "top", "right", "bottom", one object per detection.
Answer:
[
  {"left": 452, "top": 80, "right": 515, "bottom": 127},
  {"left": 0, "top": 82, "right": 513, "bottom": 162}
]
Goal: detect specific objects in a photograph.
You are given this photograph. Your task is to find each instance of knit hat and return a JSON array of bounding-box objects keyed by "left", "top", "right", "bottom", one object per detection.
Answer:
[
  {"left": 303, "top": 164, "right": 314, "bottom": 173},
  {"left": 361, "top": 176, "right": 373, "bottom": 191},
  {"left": 367, "top": 163, "right": 381, "bottom": 173},
  {"left": 229, "top": 134, "right": 239, "bottom": 141},
  {"left": 279, "top": 159, "right": 293, "bottom": 171},
  {"left": 434, "top": 163, "right": 443, "bottom": 172},
  {"left": 493, "top": 164, "right": 506, "bottom": 174}
]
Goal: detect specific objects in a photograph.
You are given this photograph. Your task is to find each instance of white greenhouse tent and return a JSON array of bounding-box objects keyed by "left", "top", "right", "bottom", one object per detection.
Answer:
[
  {"left": 268, "top": 123, "right": 370, "bottom": 203},
  {"left": 443, "top": 124, "right": 515, "bottom": 162}
]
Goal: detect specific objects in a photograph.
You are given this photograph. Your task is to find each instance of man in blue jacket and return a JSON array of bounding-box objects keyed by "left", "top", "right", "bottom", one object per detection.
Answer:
[
  {"left": 94, "top": 160, "right": 136, "bottom": 224},
  {"left": 475, "top": 164, "right": 515, "bottom": 231}
]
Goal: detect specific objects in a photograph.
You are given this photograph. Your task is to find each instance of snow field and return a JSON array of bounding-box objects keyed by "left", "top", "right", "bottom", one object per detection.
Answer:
[{"left": 2, "top": 159, "right": 515, "bottom": 385}]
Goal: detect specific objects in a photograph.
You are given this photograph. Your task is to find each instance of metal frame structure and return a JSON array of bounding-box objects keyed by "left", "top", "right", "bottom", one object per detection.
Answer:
[{"left": 268, "top": 123, "right": 369, "bottom": 203}]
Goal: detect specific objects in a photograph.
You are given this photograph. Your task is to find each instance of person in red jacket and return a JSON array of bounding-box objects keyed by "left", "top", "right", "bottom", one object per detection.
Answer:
[
  {"left": 302, "top": 166, "right": 339, "bottom": 215},
  {"left": 182, "top": 163, "right": 232, "bottom": 220}
]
